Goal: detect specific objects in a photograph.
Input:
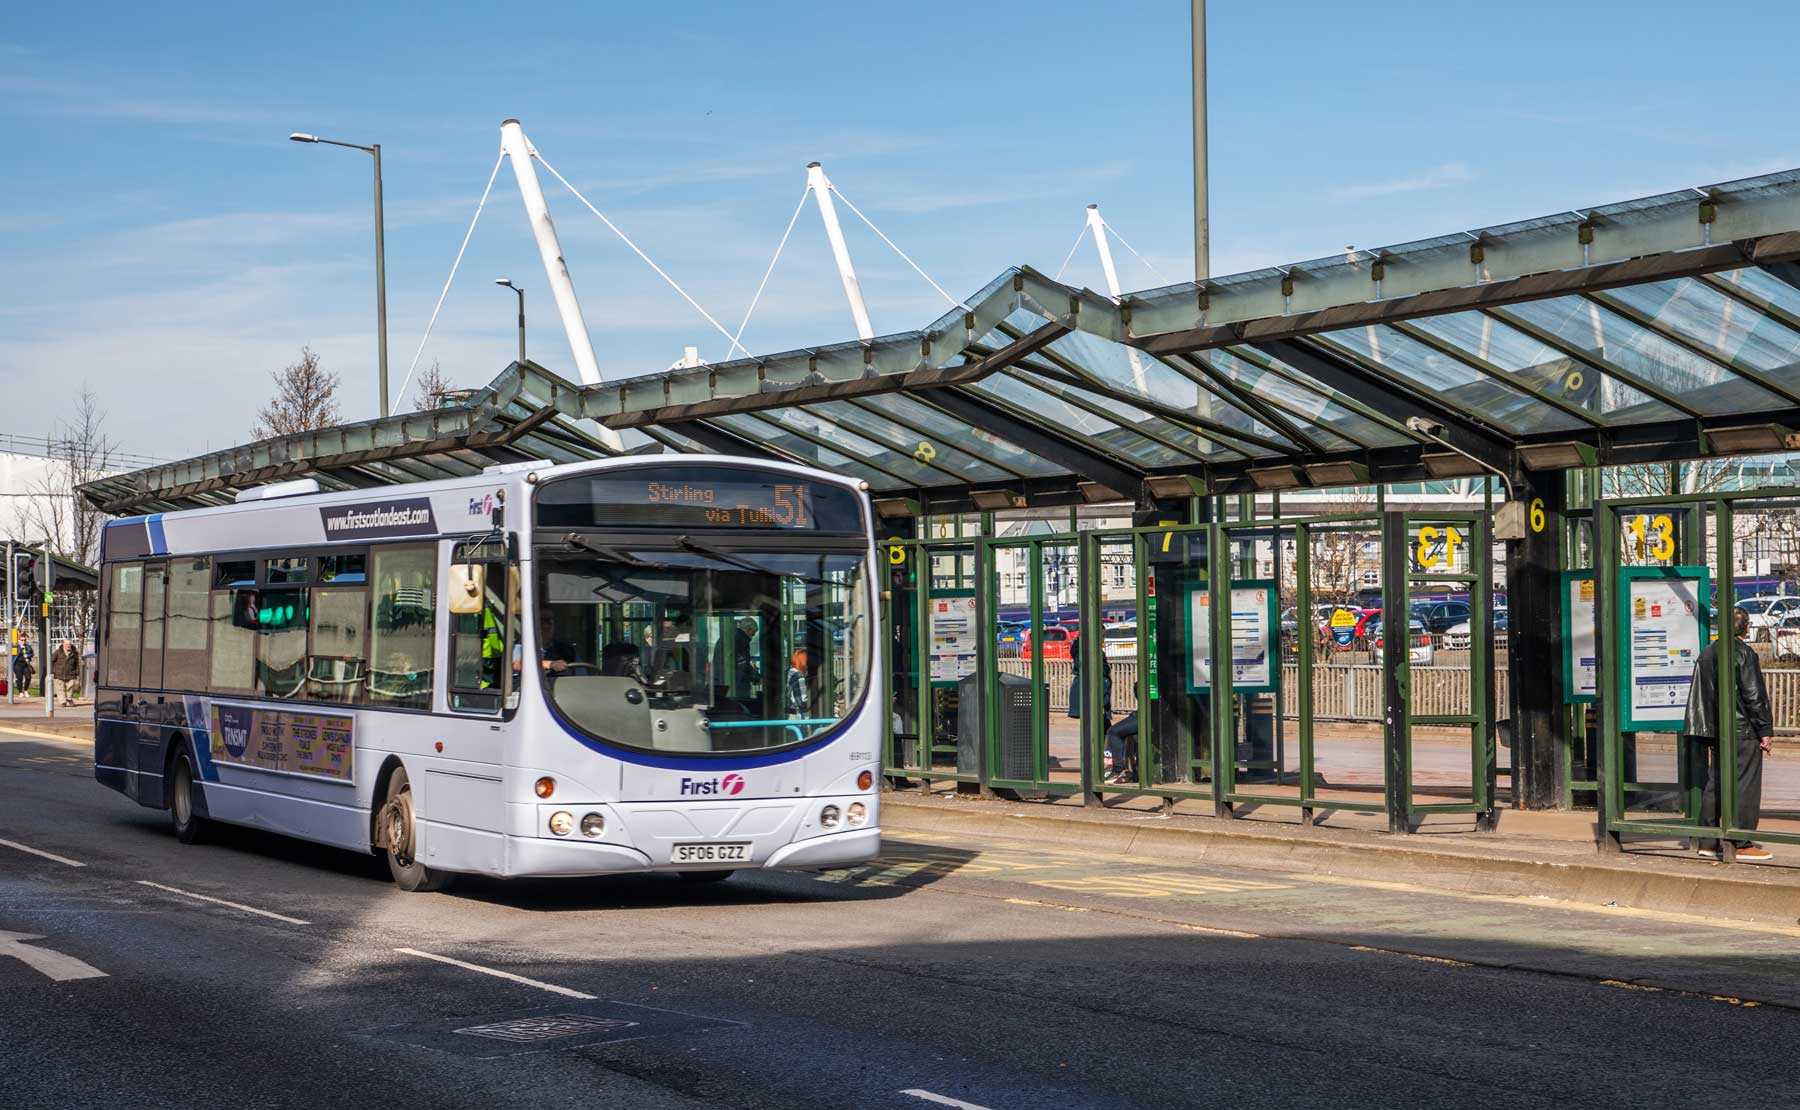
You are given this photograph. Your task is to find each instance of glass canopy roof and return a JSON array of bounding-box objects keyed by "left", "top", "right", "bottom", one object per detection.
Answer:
[{"left": 81, "top": 168, "right": 1800, "bottom": 516}]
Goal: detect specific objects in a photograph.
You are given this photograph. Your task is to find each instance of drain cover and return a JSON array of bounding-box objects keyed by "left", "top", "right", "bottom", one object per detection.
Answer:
[
  {"left": 361, "top": 999, "right": 742, "bottom": 1059},
  {"left": 455, "top": 1014, "right": 639, "bottom": 1043}
]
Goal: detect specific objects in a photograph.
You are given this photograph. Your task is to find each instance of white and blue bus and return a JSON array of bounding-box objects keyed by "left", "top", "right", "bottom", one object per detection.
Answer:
[{"left": 94, "top": 457, "right": 881, "bottom": 891}]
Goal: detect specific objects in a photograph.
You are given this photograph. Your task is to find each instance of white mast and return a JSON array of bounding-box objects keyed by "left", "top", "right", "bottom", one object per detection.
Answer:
[
  {"left": 499, "top": 119, "right": 622, "bottom": 452},
  {"left": 1086, "top": 204, "right": 1124, "bottom": 299},
  {"left": 500, "top": 119, "right": 603, "bottom": 387},
  {"left": 1086, "top": 204, "right": 1149, "bottom": 394},
  {"left": 806, "top": 162, "right": 875, "bottom": 341}
]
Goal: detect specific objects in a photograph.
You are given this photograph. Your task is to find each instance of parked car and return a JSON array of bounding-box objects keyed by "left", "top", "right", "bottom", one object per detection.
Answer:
[
  {"left": 1409, "top": 598, "right": 1472, "bottom": 635},
  {"left": 996, "top": 621, "right": 1028, "bottom": 646},
  {"left": 1441, "top": 609, "right": 1508, "bottom": 652},
  {"left": 1018, "top": 624, "right": 1074, "bottom": 661},
  {"left": 1368, "top": 614, "right": 1435, "bottom": 666},
  {"left": 1735, "top": 594, "right": 1800, "bottom": 641},
  {"left": 1101, "top": 620, "right": 1138, "bottom": 660}
]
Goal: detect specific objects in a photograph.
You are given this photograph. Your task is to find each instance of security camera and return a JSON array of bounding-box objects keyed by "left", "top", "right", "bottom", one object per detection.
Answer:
[{"left": 1405, "top": 416, "right": 1445, "bottom": 437}]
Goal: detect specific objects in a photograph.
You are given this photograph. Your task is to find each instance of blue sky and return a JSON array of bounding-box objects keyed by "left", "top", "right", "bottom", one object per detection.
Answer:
[{"left": 2, "top": 0, "right": 1797, "bottom": 457}]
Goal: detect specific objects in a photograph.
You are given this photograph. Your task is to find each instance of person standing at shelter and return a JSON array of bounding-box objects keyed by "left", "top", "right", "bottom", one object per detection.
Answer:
[
  {"left": 1683, "top": 607, "right": 1774, "bottom": 861},
  {"left": 50, "top": 638, "right": 80, "bottom": 706}
]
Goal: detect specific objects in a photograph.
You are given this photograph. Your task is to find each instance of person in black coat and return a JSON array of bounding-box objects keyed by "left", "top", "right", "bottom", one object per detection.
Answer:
[{"left": 1682, "top": 607, "right": 1774, "bottom": 861}]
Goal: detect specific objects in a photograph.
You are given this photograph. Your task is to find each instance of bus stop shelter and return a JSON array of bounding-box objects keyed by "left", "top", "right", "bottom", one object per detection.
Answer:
[{"left": 82, "top": 168, "right": 1800, "bottom": 857}]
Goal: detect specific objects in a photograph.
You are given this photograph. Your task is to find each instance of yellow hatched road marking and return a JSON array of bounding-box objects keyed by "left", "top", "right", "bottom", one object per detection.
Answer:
[{"left": 1297, "top": 873, "right": 1800, "bottom": 939}]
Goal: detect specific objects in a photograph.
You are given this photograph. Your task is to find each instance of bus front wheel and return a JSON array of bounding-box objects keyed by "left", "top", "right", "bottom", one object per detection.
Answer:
[{"left": 379, "top": 767, "right": 456, "bottom": 894}]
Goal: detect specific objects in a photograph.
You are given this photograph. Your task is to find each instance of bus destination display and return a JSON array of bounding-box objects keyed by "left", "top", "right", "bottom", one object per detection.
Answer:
[{"left": 537, "top": 467, "right": 864, "bottom": 532}]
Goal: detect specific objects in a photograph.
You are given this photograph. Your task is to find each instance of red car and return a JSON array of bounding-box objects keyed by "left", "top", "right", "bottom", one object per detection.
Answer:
[{"left": 1018, "top": 625, "right": 1074, "bottom": 661}]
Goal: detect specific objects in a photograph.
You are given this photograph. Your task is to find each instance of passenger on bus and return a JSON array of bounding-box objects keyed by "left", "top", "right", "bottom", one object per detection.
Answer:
[{"left": 785, "top": 647, "right": 815, "bottom": 717}]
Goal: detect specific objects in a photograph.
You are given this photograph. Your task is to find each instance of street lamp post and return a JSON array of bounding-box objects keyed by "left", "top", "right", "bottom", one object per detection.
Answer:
[
  {"left": 290, "top": 132, "right": 389, "bottom": 417},
  {"left": 495, "top": 279, "right": 526, "bottom": 365}
]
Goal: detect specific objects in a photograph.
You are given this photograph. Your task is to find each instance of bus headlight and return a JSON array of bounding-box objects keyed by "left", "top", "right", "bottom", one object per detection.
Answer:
[
  {"left": 847, "top": 802, "right": 867, "bottom": 826},
  {"left": 580, "top": 812, "right": 605, "bottom": 838},
  {"left": 548, "top": 810, "right": 575, "bottom": 836},
  {"left": 819, "top": 805, "right": 841, "bottom": 830}
]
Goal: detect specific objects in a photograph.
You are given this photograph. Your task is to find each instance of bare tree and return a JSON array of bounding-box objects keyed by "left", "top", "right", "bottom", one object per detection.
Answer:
[
  {"left": 412, "top": 360, "right": 455, "bottom": 412},
  {"left": 21, "top": 386, "right": 116, "bottom": 648},
  {"left": 253, "top": 346, "right": 340, "bottom": 439}
]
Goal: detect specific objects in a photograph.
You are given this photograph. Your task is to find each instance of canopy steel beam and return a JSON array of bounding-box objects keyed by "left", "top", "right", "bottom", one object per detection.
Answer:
[
  {"left": 602, "top": 322, "right": 1072, "bottom": 431},
  {"left": 1169, "top": 352, "right": 1324, "bottom": 453},
  {"left": 1252, "top": 338, "right": 1516, "bottom": 476},
  {"left": 912, "top": 387, "right": 1145, "bottom": 500},
  {"left": 1144, "top": 232, "right": 1800, "bottom": 357},
  {"left": 667, "top": 420, "right": 796, "bottom": 464}
]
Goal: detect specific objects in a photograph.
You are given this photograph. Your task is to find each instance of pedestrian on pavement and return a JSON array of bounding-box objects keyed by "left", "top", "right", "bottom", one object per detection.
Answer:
[
  {"left": 10, "top": 633, "right": 32, "bottom": 696},
  {"left": 1683, "top": 606, "right": 1774, "bottom": 861},
  {"left": 51, "top": 638, "right": 80, "bottom": 707},
  {"left": 1069, "top": 634, "right": 1121, "bottom": 779}
]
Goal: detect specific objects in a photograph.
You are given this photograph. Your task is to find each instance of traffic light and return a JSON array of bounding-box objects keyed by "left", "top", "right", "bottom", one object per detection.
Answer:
[{"left": 12, "top": 553, "right": 35, "bottom": 603}]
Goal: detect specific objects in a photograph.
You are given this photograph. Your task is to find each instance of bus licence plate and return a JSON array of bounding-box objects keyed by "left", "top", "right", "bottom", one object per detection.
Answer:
[{"left": 672, "top": 843, "right": 750, "bottom": 864}]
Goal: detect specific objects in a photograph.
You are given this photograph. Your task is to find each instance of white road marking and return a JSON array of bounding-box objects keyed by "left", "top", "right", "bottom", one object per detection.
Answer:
[
  {"left": 901, "top": 1090, "right": 994, "bottom": 1109},
  {"left": 0, "top": 836, "right": 84, "bottom": 867},
  {"left": 0, "top": 931, "right": 107, "bottom": 982},
  {"left": 393, "top": 947, "right": 597, "bottom": 1000},
  {"left": 135, "top": 881, "right": 310, "bottom": 925}
]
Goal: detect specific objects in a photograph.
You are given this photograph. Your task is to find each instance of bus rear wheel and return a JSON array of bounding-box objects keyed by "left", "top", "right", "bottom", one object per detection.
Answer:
[
  {"left": 168, "top": 752, "right": 210, "bottom": 845},
  {"left": 379, "top": 767, "right": 456, "bottom": 894}
]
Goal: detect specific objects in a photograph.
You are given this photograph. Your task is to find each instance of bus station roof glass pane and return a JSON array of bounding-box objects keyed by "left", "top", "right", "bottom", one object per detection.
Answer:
[
  {"left": 966, "top": 375, "right": 1203, "bottom": 468},
  {"left": 1007, "top": 371, "right": 1242, "bottom": 461},
  {"left": 1504, "top": 296, "right": 1786, "bottom": 414},
  {"left": 1311, "top": 328, "right": 1587, "bottom": 434},
  {"left": 757, "top": 407, "right": 948, "bottom": 485},
  {"left": 805, "top": 400, "right": 1016, "bottom": 483},
  {"left": 707, "top": 413, "right": 899, "bottom": 488},
  {"left": 1199, "top": 348, "right": 1404, "bottom": 450},
  {"left": 1407, "top": 311, "right": 1681, "bottom": 424},
  {"left": 859, "top": 393, "right": 1066, "bottom": 477},
  {"left": 1607, "top": 278, "right": 1800, "bottom": 388}
]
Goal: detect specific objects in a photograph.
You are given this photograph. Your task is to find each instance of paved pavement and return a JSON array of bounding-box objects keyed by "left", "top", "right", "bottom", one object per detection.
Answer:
[{"left": 3, "top": 728, "right": 1799, "bottom": 1109}]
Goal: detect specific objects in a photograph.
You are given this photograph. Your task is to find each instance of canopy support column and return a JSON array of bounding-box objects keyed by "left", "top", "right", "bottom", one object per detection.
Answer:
[{"left": 1507, "top": 469, "right": 1569, "bottom": 809}]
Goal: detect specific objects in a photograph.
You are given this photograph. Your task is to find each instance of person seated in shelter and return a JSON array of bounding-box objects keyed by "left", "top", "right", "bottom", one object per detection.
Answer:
[{"left": 1105, "top": 711, "right": 1139, "bottom": 784}]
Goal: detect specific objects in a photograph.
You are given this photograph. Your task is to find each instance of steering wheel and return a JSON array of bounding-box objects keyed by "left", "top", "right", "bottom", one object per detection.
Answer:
[{"left": 552, "top": 662, "right": 603, "bottom": 677}]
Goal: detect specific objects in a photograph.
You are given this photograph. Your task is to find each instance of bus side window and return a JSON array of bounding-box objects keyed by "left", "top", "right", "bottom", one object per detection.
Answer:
[
  {"left": 369, "top": 545, "right": 435, "bottom": 711},
  {"left": 105, "top": 563, "right": 144, "bottom": 688},
  {"left": 163, "top": 558, "right": 211, "bottom": 693}
]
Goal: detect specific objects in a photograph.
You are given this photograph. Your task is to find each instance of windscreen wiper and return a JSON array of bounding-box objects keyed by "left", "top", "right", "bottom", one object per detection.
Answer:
[
  {"left": 674, "top": 535, "right": 833, "bottom": 586},
  {"left": 563, "top": 533, "right": 677, "bottom": 570}
]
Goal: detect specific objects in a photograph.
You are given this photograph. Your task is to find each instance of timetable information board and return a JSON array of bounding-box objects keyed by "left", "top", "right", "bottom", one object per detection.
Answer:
[
  {"left": 928, "top": 592, "right": 979, "bottom": 686},
  {"left": 1186, "top": 580, "right": 1277, "bottom": 695},
  {"left": 1618, "top": 568, "right": 1708, "bottom": 731},
  {"left": 1563, "top": 572, "right": 1597, "bottom": 702}
]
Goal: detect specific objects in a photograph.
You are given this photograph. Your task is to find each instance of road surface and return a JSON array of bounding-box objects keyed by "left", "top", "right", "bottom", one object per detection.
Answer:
[{"left": 2, "top": 728, "right": 1795, "bottom": 1110}]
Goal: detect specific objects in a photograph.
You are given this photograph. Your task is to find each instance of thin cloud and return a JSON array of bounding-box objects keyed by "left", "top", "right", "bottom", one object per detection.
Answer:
[{"left": 1328, "top": 162, "right": 1474, "bottom": 203}]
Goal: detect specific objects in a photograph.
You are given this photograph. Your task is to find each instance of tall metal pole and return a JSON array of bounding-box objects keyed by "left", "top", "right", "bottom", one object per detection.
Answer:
[
  {"left": 515, "top": 285, "right": 526, "bottom": 365},
  {"left": 4, "top": 540, "right": 13, "bottom": 706},
  {"left": 806, "top": 162, "right": 875, "bottom": 341},
  {"left": 372, "top": 143, "right": 390, "bottom": 417},
  {"left": 1191, "top": 0, "right": 1209, "bottom": 281},
  {"left": 40, "top": 542, "right": 51, "bottom": 719}
]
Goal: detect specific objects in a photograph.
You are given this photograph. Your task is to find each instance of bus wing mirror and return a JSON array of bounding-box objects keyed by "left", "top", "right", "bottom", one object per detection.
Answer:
[{"left": 448, "top": 563, "right": 485, "bottom": 615}]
